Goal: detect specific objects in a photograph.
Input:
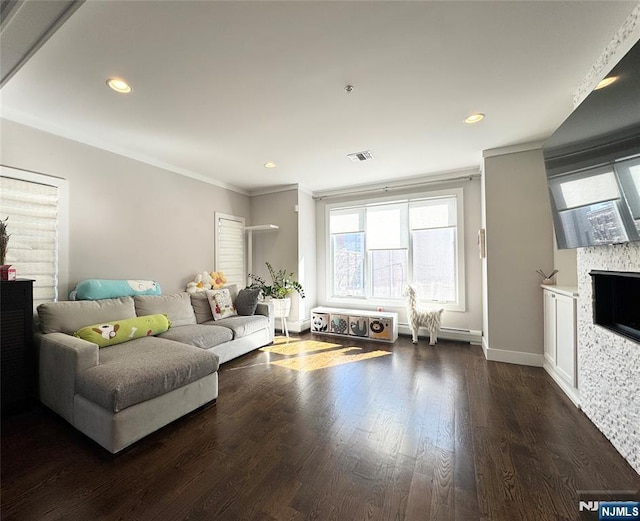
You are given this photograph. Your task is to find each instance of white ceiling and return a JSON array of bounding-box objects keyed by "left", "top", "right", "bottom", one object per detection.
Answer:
[{"left": 1, "top": 1, "right": 637, "bottom": 195}]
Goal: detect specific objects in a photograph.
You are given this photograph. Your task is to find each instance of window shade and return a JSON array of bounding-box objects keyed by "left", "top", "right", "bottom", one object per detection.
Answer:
[
  {"left": 410, "top": 197, "right": 457, "bottom": 229},
  {"left": 366, "top": 204, "right": 408, "bottom": 249},
  {"left": 0, "top": 176, "right": 59, "bottom": 307}
]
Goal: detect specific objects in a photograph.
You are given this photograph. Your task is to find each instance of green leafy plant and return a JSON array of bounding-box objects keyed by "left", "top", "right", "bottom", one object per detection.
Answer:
[
  {"left": 248, "top": 262, "right": 305, "bottom": 299},
  {"left": 0, "top": 217, "right": 10, "bottom": 265}
]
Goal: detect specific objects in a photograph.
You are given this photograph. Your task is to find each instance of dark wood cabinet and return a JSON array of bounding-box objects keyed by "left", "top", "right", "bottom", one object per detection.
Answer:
[{"left": 1, "top": 279, "right": 34, "bottom": 413}]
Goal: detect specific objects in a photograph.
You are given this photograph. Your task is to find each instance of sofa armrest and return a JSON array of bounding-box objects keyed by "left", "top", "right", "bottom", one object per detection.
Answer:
[
  {"left": 37, "top": 332, "right": 99, "bottom": 423},
  {"left": 255, "top": 301, "right": 274, "bottom": 342}
]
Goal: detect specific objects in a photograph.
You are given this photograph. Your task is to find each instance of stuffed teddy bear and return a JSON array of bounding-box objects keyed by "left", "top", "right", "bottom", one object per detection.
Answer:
[
  {"left": 186, "top": 271, "right": 213, "bottom": 294},
  {"left": 210, "top": 271, "right": 227, "bottom": 289}
]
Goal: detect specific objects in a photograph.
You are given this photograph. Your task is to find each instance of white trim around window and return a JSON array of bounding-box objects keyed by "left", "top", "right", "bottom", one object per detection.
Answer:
[{"left": 325, "top": 187, "right": 466, "bottom": 312}]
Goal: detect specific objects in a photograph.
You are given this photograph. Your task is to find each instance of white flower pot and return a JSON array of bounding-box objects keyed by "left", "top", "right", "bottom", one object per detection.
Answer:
[{"left": 271, "top": 297, "right": 291, "bottom": 318}]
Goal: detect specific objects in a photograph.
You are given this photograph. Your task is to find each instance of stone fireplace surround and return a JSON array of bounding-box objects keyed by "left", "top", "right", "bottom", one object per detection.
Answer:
[{"left": 577, "top": 242, "right": 640, "bottom": 474}]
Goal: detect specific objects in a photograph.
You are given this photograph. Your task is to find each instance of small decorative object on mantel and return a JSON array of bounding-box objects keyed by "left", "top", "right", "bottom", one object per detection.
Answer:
[
  {"left": 0, "top": 216, "right": 15, "bottom": 281},
  {"left": 537, "top": 268, "right": 558, "bottom": 285},
  {"left": 0, "top": 216, "right": 10, "bottom": 265}
]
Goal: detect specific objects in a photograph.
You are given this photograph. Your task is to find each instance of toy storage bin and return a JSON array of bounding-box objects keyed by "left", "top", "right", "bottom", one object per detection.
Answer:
[
  {"left": 368, "top": 316, "right": 393, "bottom": 341},
  {"left": 329, "top": 314, "right": 349, "bottom": 335},
  {"left": 349, "top": 316, "right": 369, "bottom": 337},
  {"left": 311, "top": 312, "right": 329, "bottom": 333}
]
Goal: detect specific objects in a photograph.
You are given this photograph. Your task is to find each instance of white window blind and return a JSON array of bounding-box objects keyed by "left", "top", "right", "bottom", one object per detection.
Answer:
[
  {"left": 0, "top": 175, "right": 59, "bottom": 307},
  {"left": 215, "top": 212, "right": 245, "bottom": 289}
]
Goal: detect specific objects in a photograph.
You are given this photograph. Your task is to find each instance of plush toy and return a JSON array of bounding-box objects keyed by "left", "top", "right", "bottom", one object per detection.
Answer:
[
  {"left": 210, "top": 271, "right": 227, "bottom": 289},
  {"left": 186, "top": 271, "right": 213, "bottom": 294}
]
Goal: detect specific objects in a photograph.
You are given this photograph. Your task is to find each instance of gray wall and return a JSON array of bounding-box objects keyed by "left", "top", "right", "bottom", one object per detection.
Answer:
[
  {"left": 250, "top": 188, "right": 302, "bottom": 324},
  {"left": 482, "top": 148, "right": 554, "bottom": 363},
  {"left": 1, "top": 119, "right": 251, "bottom": 297},
  {"left": 249, "top": 187, "right": 317, "bottom": 331},
  {"left": 553, "top": 232, "right": 578, "bottom": 286}
]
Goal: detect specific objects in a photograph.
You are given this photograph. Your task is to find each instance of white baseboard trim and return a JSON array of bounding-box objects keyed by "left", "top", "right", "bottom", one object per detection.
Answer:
[
  {"left": 397, "top": 324, "right": 482, "bottom": 345},
  {"left": 482, "top": 336, "right": 490, "bottom": 358},
  {"left": 279, "top": 320, "right": 481, "bottom": 343},
  {"left": 482, "top": 342, "right": 545, "bottom": 367},
  {"left": 276, "top": 318, "right": 310, "bottom": 334},
  {"left": 543, "top": 361, "right": 581, "bottom": 408}
]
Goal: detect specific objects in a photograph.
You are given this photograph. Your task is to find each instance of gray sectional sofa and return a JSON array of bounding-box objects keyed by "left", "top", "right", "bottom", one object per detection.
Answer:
[{"left": 35, "top": 286, "right": 273, "bottom": 453}]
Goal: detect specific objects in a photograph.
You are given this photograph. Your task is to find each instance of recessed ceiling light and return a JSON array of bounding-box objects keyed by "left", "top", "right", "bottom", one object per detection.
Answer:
[
  {"left": 264, "top": 162, "right": 277, "bottom": 168},
  {"left": 464, "top": 113, "right": 485, "bottom": 124},
  {"left": 594, "top": 76, "right": 618, "bottom": 90},
  {"left": 106, "top": 78, "right": 132, "bottom": 94}
]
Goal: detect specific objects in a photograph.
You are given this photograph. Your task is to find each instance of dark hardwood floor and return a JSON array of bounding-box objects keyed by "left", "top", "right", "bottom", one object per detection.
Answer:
[{"left": 1, "top": 333, "right": 638, "bottom": 520}]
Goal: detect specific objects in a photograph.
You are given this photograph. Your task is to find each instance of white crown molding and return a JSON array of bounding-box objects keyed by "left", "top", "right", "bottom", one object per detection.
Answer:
[
  {"left": 0, "top": 109, "right": 250, "bottom": 195},
  {"left": 312, "top": 166, "right": 481, "bottom": 200},
  {"left": 248, "top": 184, "right": 300, "bottom": 197},
  {"left": 296, "top": 184, "right": 315, "bottom": 197},
  {"left": 573, "top": 3, "right": 640, "bottom": 108},
  {"left": 482, "top": 140, "right": 544, "bottom": 159}
]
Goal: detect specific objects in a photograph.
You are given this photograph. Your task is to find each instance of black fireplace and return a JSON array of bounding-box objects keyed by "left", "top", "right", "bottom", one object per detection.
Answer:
[{"left": 590, "top": 270, "right": 640, "bottom": 343}]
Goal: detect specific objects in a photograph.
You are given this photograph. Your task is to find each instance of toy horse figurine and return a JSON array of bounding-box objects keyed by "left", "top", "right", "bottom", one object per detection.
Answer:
[{"left": 406, "top": 284, "right": 444, "bottom": 345}]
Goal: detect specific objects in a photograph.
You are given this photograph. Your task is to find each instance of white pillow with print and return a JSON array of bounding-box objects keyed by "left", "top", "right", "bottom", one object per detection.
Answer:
[{"left": 206, "top": 289, "right": 237, "bottom": 320}]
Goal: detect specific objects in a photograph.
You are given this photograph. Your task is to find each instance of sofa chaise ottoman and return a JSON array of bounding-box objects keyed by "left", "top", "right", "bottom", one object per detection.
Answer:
[{"left": 35, "top": 286, "right": 273, "bottom": 453}]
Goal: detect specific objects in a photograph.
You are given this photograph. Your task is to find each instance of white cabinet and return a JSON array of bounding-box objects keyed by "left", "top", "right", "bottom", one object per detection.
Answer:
[
  {"left": 543, "top": 289, "right": 557, "bottom": 366},
  {"left": 542, "top": 286, "right": 579, "bottom": 407}
]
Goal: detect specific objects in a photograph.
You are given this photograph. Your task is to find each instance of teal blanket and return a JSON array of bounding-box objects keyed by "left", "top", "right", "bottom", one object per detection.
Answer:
[{"left": 69, "top": 279, "right": 161, "bottom": 300}]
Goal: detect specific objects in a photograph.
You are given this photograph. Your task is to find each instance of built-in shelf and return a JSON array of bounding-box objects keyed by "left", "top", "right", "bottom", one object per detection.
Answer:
[{"left": 245, "top": 224, "right": 279, "bottom": 231}]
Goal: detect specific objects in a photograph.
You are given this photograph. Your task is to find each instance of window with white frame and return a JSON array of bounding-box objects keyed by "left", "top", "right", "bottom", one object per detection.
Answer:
[
  {"left": 0, "top": 167, "right": 68, "bottom": 308},
  {"left": 214, "top": 212, "right": 245, "bottom": 289},
  {"left": 328, "top": 188, "right": 464, "bottom": 308}
]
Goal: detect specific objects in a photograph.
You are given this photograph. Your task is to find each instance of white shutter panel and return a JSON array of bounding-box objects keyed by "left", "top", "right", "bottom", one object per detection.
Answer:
[
  {"left": 215, "top": 213, "right": 245, "bottom": 289},
  {"left": 0, "top": 176, "right": 59, "bottom": 307}
]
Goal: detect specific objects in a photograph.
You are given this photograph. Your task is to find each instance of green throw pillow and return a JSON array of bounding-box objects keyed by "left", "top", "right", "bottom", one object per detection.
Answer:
[{"left": 73, "top": 314, "right": 171, "bottom": 348}]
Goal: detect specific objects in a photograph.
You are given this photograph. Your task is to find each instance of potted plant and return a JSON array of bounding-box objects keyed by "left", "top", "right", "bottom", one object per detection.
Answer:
[
  {"left": 248, "top": 262, "right": 305, "bottom": 318},
  {"left": 0, "top": 217, "right": 13, "bottom": 281},
  {"left": 0, "top": 217, "right": 9, "bottom": 266}
]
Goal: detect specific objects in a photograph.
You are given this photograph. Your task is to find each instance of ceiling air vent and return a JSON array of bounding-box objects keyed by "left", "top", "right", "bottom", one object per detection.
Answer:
[{"left": 347, "top": 150, "right": 374, "bottom": 162}]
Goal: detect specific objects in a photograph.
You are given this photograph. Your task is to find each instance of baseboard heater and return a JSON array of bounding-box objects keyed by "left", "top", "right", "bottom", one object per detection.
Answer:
[{"left": 398, "top": 323, "right": 482, "bottom": 345}]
